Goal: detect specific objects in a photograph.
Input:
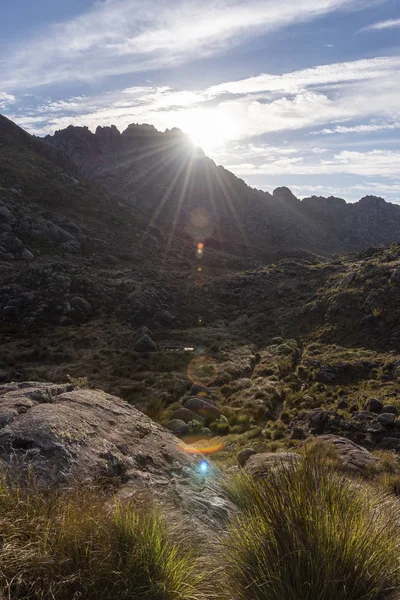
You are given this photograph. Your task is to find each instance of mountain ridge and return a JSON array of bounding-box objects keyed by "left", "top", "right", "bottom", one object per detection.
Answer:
[{"left": 44, "top": 120, "right": 400, "bottom": 255}]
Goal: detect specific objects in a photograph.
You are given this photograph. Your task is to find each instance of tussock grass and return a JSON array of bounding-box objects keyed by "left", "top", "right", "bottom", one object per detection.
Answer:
[
  {"left": 0, "top": 475, "right": 206, "bottom": 600},
  {"left": 223, "top": 455, "right": 400, "bottom": 600}
]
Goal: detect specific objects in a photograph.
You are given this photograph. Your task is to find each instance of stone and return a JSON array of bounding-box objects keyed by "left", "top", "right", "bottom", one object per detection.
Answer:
[
  {"left": 378, "top": 412, "right": 396, "bottom": 426},
  {"left": 391, "top": 267, "right": 400, "bottom": 283},
  {"left": 183, "top": 397, "right": 221, "bottom": 419},
  {"left": 237, "top": 448, "right": 257, "bottom": 467},
  {"left": 365, "top": 398, "right": 383, "bottom": 413},
  {"left": 244, "top": 452, "right": 300, "bottom": 478},
  {"left": 382, "top": 405, "right": 398, "bottom": 415},
  {"left": 21, "top": 248, "right": 34, "bottom": 261},
  {"left": 164, "top": 419, "right": 189, "bottom": 438},
  {"left": 337, "top": 399, "right": 348, "bottom": 410},
  {"left": 134, "top": 335, "right": 157, "bottom": 353},
  {"left": 0, "top": 370, "right": 10, "bottom": 383},
  {"left": 61, "top": 239, "right": 81, "bottom": 254},
  {"left": 366, "top": 421, "right": 385, "bottom": 434},
  {"left": 170, "top": 408, "right": 204, "bottom": 424},
  {"left": 0, "top": 382, "right": 234, "bottom": 535},
  {"left": 190, "top": 382, "right": 212, "bottom": 397},
  {"left": 0, "top": 205, "right": 13, "bottom": 223},
  {"left": 2, "top": 305, "right": 19, "bottom": 318},
  {"left": 316, "top": 435, "right": 379, "bottom": 473},
  {"left": 70, "top": 296, "right": 93, "bottom": 321}
]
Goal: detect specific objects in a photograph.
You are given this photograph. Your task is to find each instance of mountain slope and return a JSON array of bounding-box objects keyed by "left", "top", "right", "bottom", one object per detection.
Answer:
[{"left": 45, "top": 122, "right": 400, "bottom": 255}]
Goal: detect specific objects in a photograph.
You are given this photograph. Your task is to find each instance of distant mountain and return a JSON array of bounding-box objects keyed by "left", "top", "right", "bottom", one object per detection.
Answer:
[{"left": 45, "top": 122, "right": 400, "bottom": 255}]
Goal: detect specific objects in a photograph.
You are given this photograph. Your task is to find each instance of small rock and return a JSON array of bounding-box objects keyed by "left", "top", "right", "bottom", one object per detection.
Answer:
[
  {"left": 134, "top": 335, "right": 158, "bottom": 353},
  {"left": 21, "top": 249, "right": 34, "bottom": 261},
  {"left": 378, "top": 413, "right": 396, "bottom": 426},
  {"left": 2, "top": 305, "right": 19, "bottom": 318},
  {"left": 337, "top": 399, "right": 348, "bottom": 410},
  {"left": 61, "top": 239, "right": 81, "bottom": 254},
  {"left": 164, "top": 419, "right": 189, "bottom": 438},
  {"left": 190, "top": 382, "right": 212, "bottom": 397},
  {"left": 184, "top": 397, "right": 221, "bottom": 419},
  {"left": 366, "top": 421, "right": 385, "bottom": 434},
  {"left": 365, "top": 398, "right": 383, "bottom": 413},
  {"left": 0, "top": 370, "right": 10, "bottom": 383},
  {"left": 237, "top": 448, "right": 257, "bottom": 467},
  {"left": 170, "top": 408, "right": 204, "bottom": 424},
  {"left": 391, "top": 267, "right": 400, "bottom": 283},
  {"left": 382, "top": 405, "right": 398, "bottom": 415}
]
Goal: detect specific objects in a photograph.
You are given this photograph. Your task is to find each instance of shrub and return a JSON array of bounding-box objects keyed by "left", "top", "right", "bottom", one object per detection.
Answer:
[
  {"left": 146, "top": 396, "right": 166, "bottom": 418},
  {"left": 0, "top": 476, "right": 206, "bottom": 600},
  {"left": 223, "top": 455, "right": 400, "bottom": 600}
]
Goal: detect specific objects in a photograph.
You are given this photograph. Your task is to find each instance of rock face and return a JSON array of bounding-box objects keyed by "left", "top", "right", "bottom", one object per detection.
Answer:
[{"left": 0, "top": 382, "right": 233, "bottom": 534}]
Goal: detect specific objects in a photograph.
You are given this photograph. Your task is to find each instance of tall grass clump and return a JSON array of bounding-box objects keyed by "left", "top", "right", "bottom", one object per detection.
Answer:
[
  {"left": 0, "top": 473, "right": 205, "bottom": 600},
  {"left": 224, "top": 455, "right": 400, "bottom": 600}
]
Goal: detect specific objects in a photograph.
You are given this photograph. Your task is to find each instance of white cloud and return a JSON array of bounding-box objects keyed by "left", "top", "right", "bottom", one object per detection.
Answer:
[
  {"left": 0, "top": 92, "right": 15, "bottom": 109},
  {"left": 0, "top": 0, "right": 383, "bottom": 91},
  {"left": 316, "top": 120, "right": 400, "bottom": 134},
  {"left": 360, "top": 18, "right": 400, "bottom": 32},
  {"left": 227, "top": 150, "right": 400, "bottom": 178}
]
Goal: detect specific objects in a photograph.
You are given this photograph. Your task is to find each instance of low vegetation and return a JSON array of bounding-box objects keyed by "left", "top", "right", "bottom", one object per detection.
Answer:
[
  {"left": 0, "top": 475, "right": 206, "bottom": 600},
  {"left": 3, "top": 452, "right": 400, "bottom": 599},
  {"left": 223, "top": 454, "right": 400, "bottom": 600}
]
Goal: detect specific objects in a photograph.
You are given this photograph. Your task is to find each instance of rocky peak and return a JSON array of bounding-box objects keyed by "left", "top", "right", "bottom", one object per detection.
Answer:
[{"left": 273, "top": 186, "right": 300, "bottom": 206}]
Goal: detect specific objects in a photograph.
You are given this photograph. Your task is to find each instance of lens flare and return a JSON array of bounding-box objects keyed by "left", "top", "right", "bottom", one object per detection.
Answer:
[
  {"left": 178, "top": 441, "right": 224, "bottom": 454},
  {"left": 199, "top": 460, "right": 208, "bottom": 473}
]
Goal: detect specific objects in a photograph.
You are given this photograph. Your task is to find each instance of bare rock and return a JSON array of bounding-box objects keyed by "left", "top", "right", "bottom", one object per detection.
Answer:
[
  {"left": 164, "top": 419, "right": 190, "bottom": 437},
  {"left": 0, "top": 382, "right": 234, "bottom": 534},
  {"left": 184, "top": 397, "right": 221, "bottom": 419},
  {"left": 190, "top": 382, "right": 212, "bottom": 397},
  {"left": 237, "top": 448, "right": 257, "bottom": 467},
  {"left": 244, "top": 452, "right": 300, "bottom": 478},
  {"left": 317, "top": 434, "right": 379, "bottom": 473},
  {"left": 170, "top": 408, "right": 204, "bottom": 424}
]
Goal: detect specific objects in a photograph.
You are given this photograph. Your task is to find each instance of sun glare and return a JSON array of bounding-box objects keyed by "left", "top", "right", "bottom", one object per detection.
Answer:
[{"left": 179, "top": 108, "right": 234, "bottom": 153}]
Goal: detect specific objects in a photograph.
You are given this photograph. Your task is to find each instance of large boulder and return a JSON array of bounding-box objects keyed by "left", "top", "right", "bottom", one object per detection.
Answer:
[{"left": 0, "top": 382, "right": 234, "bottom": 534}]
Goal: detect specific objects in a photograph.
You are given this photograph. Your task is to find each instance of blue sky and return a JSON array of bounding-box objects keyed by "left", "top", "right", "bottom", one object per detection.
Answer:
[{"left": 1, "top": 0, "right": 400, "bottom": 202}]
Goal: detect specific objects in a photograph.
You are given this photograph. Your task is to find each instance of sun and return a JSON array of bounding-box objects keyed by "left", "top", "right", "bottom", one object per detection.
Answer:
[{"left": 178, "top": 107, "right": 234, "bottom": 153}]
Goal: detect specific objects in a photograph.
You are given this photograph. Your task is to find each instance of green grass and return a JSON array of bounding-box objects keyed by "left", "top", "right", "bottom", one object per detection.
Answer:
[
  {"left": 0, "top": 475, "right": 206, "bottom": 600},
  {"left": 223, "top": 454, "right": 400, "bottom": 600}
]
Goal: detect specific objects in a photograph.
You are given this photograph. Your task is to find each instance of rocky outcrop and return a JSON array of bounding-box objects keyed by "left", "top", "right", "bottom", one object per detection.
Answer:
[{"left": 0, "top": 382, "right": 234, "bottom": 534}]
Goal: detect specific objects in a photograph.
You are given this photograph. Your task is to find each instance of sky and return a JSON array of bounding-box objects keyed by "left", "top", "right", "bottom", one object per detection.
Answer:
[{"left": 1, "top": 0, "right": 400, "bottom": 202}]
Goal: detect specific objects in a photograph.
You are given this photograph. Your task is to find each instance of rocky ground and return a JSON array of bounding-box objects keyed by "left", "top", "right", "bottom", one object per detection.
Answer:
[{"left": 1, "top": 112, "right": 400, "bottom": 495}]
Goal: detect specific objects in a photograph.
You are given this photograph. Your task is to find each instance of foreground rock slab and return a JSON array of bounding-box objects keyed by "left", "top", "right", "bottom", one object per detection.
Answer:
[{"left": 0, "top": 382, "right": 233, "bottom": 535}]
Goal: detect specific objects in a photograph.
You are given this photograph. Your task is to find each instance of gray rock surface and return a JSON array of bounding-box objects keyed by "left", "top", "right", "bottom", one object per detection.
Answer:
[
  {"left": 164, "top": 419, "right": 190, "bottom": 437},
  {"left": 0, "top": 382, "right": 234, "bottom": 534},
  {"left": 244, "top": 452, "right": 300, "bottom": 478},
  {"left": 170, "top": 408, "right": 204, "bottom": 424},
  {"left": 317, "top": 435, "right": 379, "bottom": 473},
  {"left": 183, "top": 397, "right": 221, "bottom": 419}
]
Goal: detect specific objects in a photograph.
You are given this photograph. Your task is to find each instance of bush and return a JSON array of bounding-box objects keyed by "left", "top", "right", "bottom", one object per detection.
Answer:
[
  {"left": 223, "top": 455, "right": 400, "bottom": 600},
  {"left": 0, "top": 475, "right": 205, "bottom": 600}
]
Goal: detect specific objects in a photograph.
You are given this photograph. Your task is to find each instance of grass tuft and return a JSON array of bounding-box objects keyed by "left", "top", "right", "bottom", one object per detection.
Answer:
[
  {"left": 0, "top": 475, "right": 206, "bottom": 600},
  {"left": 223, "top": 454, "right": 400, "bottom": 600}
]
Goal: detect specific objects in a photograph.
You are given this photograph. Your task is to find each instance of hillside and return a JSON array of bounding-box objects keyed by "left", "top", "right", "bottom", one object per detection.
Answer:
[
  {"left": 2, "top": 112, "right": 400, "bottom": 600},
  {"left": 46, "top": 122, "right": 400, "bottom": 255}
]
